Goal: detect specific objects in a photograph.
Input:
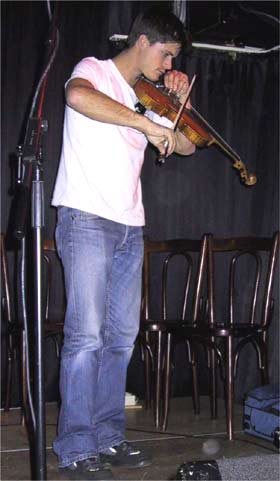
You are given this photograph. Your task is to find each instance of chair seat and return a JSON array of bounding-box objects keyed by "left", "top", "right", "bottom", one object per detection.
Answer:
[
  {"left": 141, "top": 318, "right": 187, "bottom": 333},
  {"left": 140, "top": 320, "right": 169, "bottom": 332},
  {"left": 45, "top": 320, "right": 64, "bottom": 327},
  {"left": 181, "top": 322, "right": 268, "bottom": 337}
]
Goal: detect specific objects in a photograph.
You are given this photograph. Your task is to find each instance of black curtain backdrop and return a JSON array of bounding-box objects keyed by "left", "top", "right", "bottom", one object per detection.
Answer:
[{"left": 1, "top": 1, "right": 279, "bottom": 405}]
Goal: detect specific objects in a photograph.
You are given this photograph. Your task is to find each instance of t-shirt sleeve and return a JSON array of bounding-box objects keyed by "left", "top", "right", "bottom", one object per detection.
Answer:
[{"left": 66, "top": 57, "right": 103, "bottom": 89}]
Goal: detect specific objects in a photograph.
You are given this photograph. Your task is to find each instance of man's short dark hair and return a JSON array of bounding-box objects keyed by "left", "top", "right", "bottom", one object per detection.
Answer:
[{"left": 127, "top": 7, "right": 191, "bottom": 52}]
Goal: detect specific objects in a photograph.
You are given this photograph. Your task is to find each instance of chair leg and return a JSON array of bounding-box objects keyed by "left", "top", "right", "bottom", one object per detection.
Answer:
[
  {"left": 186, "top": 340, "right": 200, "bottom": 415},
  {"left": 21, "top": 331, "right": 28, "bottom": 426},
  {"left": 4, "top": 350, "right": 14, "bottom": 412},
  {"left": 191, "top": 348, "right": 200, "bottom": 415},
  {"left": 260, "top": 343, "right": 269, "bottom": 385},
  {"left": 4, "top": 330, "right": 17, "bottom": 412},
  {"left": 226, "top": 336, "right": 234, "bottom": 440},
  {"left": 154, "top": 331, "right": 163, "bottom": 428},
  {"left": 144, "top": 351, "right": 152, "bottom": 409},
  {"left": 209, "top": 339, "right": 217, "bottom": 419},
  {"left": 4, "top": 330, "right": 27, "bottom": 426},
  {"left": 261, "top": 365, "right": 269, "bottom": 385},
  {"left": 143, "top": 333, "right": 152, "bottom": 410},
  {"left": 161, "top": 332, "right": 171, "bottom": 431}
]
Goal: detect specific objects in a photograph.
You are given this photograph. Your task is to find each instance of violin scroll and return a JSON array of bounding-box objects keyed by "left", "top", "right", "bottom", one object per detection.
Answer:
[{"left": 233, "top": 159, "right": 257, "bottom": 186}]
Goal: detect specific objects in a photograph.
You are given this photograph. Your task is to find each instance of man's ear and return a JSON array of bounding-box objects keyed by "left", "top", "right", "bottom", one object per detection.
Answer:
[{"left": 137, "top": 34, "right": 150, "bottom": 50}]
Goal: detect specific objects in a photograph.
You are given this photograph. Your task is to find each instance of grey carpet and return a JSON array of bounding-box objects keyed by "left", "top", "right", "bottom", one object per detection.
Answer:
[{"left": 217, "top": 453, "right": 279, "bottom": 480}]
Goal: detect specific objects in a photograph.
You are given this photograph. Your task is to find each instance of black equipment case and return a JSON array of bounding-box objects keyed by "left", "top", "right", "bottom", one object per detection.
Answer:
[{"left": 243, "top": 383, "right": 280, "bottom": 448}]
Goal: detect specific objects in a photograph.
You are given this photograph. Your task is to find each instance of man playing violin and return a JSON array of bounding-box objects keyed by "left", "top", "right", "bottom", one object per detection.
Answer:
[{"left": 52, "top": 6, "right": 195, "bottom": 480}]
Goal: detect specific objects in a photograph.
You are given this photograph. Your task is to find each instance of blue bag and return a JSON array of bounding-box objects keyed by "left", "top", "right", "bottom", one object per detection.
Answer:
[{"left": 243, "top": 383, "right": 280, "bottom": 447}]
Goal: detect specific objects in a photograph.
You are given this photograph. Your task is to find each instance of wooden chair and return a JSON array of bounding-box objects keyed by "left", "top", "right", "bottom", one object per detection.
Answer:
[
  {"left": 1, "top": 233, "right": 26, "bottom": 414},
  {"left": 180, "top": 232, "right": 279, "bottom": 440},
  {"left": 139, "top": 234, "right": 208, "bottom": 428},
  {"left": 1, "top": 234, "right": 64, "bottom": 417}
]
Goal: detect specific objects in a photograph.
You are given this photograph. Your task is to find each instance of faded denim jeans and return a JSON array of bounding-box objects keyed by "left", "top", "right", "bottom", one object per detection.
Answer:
[{"left": 53, "top": 207, "right": 143, "bottom": 468}]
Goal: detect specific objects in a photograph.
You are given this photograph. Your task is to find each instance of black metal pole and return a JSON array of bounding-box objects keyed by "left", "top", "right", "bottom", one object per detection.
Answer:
[{"left": 32, "top": 161, "right": 46, "bottom": 480}]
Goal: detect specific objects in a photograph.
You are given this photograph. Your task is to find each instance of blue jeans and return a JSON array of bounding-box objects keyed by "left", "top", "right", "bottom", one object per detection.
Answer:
[{"left": 52, "top": 207, "right": 144, "bottom": 468}]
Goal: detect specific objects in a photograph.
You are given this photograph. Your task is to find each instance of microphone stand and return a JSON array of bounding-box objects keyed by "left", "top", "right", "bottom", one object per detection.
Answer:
[{"left": 14, "top": 116, "right": 48, "bottom": 481}]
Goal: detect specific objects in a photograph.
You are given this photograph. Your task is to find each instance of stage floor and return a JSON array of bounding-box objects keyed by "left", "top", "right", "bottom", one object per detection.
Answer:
[{"left": 1, "top": 397, "right": 278, "bottom": 480}]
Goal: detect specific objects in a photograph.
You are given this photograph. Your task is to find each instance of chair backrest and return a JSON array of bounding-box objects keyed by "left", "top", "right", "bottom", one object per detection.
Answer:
[
  {"left": 142, "top": 235, "right": 208, "bottom": 323},
  {"left": 1, "top": 235, "right": 65, "bottom": 325},
  {"left": 207, "top": 232, "right": 279, "bottom": 327},
  {"left": 43, "top": 239, "right": 65, "bottom": 323}
]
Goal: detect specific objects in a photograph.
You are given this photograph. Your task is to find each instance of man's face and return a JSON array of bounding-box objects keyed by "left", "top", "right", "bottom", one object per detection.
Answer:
[{"left": 139, "top": 39, "right": 181, "bottom": 82}]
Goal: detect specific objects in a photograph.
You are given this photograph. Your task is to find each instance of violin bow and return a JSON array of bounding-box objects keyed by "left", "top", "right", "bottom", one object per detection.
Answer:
[
  {"left": 158, "top": 74, "right": 196, "bottom": 164},
  {"left": 172, "top": 74, "right": 196, "bottom": 131}
]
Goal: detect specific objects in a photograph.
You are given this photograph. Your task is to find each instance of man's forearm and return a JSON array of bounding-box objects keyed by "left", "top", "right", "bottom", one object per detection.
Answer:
[
  {"left": 174, "top": 130, "right": 196, "bottom": 156},
  {"left": 66, "top": 81, "right": 150, "bottom": 133}
]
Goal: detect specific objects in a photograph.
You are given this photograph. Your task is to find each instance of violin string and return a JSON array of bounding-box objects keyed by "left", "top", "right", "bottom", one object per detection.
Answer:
[{"left": 190, "top": 105, "right": 241, "bottom": 162}]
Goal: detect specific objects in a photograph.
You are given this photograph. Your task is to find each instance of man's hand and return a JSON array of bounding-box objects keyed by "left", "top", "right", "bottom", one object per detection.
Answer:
[
  {"left": 164, "top": 70, "right": 192, "bottom": 109},
  {"left": 143, "top": 119, "right": 176, "bottom": 156},
  {"left": 162, "top": 70, "right": 196, "bottom": 156}
]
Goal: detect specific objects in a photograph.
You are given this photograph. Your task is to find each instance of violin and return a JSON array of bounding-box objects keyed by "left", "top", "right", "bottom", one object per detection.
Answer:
[{"left": 134, "top": 77, "right": 257, "bottom": 186}]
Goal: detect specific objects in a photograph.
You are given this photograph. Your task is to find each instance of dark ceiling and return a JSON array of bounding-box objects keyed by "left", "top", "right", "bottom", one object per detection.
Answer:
[
  {"left": 186, "top": 1, "right": 279, "bottom": 49},
  {"left": 110, "top": 2, "right": 279, "bottom": 53}
]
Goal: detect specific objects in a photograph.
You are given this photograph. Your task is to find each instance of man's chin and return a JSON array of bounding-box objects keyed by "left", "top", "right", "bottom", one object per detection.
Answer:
[{"left": 146, "top": 72, "right": 163, "bottom": 83}]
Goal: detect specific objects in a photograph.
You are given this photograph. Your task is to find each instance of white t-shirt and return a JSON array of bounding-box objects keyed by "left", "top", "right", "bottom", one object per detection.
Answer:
[{"left": 52, "top": 57, "right": 171, "bottom": 226}]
